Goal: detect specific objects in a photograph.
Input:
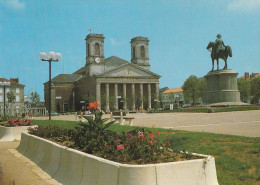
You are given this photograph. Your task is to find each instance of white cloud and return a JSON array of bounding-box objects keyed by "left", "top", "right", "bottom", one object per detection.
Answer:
[
  {"left": 227, "top": 0, "right": 260, "bottom": 12},
  {"left": 1, "top": 0, "right": 25, "bottom": 10}
]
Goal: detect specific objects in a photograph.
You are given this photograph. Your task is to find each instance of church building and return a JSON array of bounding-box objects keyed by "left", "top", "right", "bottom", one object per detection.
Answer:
[{"left": 44, "top": 33, "right": 160, "bottom": 112}]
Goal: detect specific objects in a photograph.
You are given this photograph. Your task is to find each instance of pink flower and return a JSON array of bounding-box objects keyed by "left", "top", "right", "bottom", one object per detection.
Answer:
[
  {"left": 138, "top": 132, "right": 144, "bottom": 137},
  {"left": 117, "top": 144, "right": 124, "bottom": 150},
  {"left": 104, "top": 143, "right": 107, "bottom": 147},
  {"left": 148, "top": 141, "right": 153, "bottom": 146}
]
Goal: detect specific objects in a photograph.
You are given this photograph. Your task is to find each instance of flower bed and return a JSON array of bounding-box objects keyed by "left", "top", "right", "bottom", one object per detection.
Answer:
[
  {"left": 0, "top": 118, "right": 34, "bottom": 141},
  {"left": 28, "top": 120, "right": 199, "bottom": 164},
  {"left": 17, "top": 132, "right": 219, "bottom": 185}
]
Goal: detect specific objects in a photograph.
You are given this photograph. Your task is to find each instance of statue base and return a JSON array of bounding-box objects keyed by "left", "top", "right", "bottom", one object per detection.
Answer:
[{"left": 204, "top": 69, "right": 241, "bottom": 104}]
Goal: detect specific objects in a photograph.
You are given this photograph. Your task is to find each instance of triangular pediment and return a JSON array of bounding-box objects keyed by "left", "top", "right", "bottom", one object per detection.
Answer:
[{"left": 96, "top": 63, "right": 160, "bottom": 78}]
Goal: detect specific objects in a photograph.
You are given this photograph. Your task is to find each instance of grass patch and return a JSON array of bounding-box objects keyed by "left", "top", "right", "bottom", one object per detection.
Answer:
[{"left": 31, "top": 120, "right": 260, "bottom": 185}]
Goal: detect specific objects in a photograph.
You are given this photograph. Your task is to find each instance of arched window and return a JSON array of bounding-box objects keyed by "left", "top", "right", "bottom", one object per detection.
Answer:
[
  {"left": 87, "top": 44, "right": 90, "bottom": 56},
  {"left": 140, "top": 46, "right": 145, "bottom": 58},
  {"left": 95, "top": 43, "right": 100, "bottom": 56},
  {"left": 133, "top": 46, "right": 135, "bottom": 58}
]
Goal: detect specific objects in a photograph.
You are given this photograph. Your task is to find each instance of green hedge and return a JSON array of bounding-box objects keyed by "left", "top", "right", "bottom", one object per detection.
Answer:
[{"left": 152, "top": 105, "right": 260, "bottom": 113}]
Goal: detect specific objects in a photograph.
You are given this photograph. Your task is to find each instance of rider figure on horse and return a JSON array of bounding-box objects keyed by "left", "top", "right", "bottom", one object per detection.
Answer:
[{"left": 215, "top": 34, "right": 225, "bottom": 55}]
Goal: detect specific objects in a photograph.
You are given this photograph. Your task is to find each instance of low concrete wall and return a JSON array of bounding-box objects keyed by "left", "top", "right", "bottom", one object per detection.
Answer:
[
  {"left": 0, "top": 125, "right": 31, "bottom": 142},
  {"left": 17, "top": 133, "right": 219, "bottom": 185}
]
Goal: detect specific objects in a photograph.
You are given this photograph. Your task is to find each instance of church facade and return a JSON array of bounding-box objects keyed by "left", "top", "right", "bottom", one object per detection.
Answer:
[{"left": 44, "top": 33, "right": 160, "bottom": 112}]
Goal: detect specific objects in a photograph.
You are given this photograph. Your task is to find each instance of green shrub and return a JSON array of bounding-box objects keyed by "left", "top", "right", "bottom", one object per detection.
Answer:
[
  {"left": 71, "top": 111, "right": 115, "bottom": 153},
  {"left": 28, "top": 125, "right": 74, "bottom": 146}
]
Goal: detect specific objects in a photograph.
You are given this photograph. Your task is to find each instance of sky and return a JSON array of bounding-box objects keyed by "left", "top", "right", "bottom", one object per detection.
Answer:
[{"left": 0, "top": 0, "right": 259, "bottom": 99}]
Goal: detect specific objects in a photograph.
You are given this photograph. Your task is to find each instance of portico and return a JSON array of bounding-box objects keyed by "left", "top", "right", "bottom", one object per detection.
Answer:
[{"left": 96, "top": 78, "right": 159, "bottom": 111}]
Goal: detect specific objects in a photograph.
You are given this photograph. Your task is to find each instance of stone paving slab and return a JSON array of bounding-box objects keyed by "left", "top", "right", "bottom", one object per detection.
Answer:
[{"left": 0, "top": 141, "right": 61, "bottom": 185}]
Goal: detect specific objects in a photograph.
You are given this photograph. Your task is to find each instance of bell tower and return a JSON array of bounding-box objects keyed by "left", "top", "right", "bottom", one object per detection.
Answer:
[
  {"left": 85, "top": 34, "right": 105, "bottom": 76},
  {"left": 130, "top": 36, "right": 150, "bottom": 70}
]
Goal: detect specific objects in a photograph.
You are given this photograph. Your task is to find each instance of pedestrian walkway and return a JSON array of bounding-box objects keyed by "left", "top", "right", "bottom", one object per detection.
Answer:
[{"left": 0, "top": 141, "right": 60, "bottom": 185}]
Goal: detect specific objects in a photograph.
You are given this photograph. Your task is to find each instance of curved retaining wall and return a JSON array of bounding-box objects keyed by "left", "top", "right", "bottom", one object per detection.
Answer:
[
  {"left": 17, "top": 133, "right": 219, "bottom": 185},
  {"left": 0, "top": 125, "right": 31, "bottom": 141}
]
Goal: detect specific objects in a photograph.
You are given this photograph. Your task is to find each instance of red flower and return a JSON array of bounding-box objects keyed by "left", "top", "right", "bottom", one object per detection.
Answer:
[
  {"left": 149, "top": 133, "right": 154, "bottom": 140},
  {"left": 148, "top": 141, "right": 153, "bottom": 146},
  {"left": 87, "top": 101, "right": 99, "bottom": 110},
  {"left": 156, "top": 131, "right": 159, "bottom": 135},
  {"left": 165, "top": 141, "right": 170, "bottom": 146},
  {"left": 117, "top": 144, "right": 124, "bottom": 150},
  {"left": 104, "top": 143, "right": 107, "bottom": 147},
  {"left": 138, "top": 132, "right": 144, "bottom": 138}
]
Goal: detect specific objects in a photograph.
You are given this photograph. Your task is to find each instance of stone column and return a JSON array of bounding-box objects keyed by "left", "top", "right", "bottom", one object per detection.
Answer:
[
  {"left": 106, "top": 83, "right": 109, "bottom": 112},
  {"left": 123, "top": 83, "right": 127, "bottom": 110},
  {"left": 155, "top": 83, "right": 159, "bottom": 101},
  {"left": 131, "top": 83, "right": 135, "bottom": 110},
  {"left": 140, "top": 83, "right": 143, "bottom": 109},
  {"left": 96, "top": 83, "right": 101, "bottom": 110},
  {"left": 148, "top": 83, "right": 151, "bottom": 109},
  {"left": 114, "top": 84, "right": 118, "bottom": 110}
]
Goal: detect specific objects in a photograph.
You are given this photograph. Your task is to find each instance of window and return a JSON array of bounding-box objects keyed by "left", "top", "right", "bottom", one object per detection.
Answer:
[
  {"left": 95, "top": 43, "right": 100, "bottom": 56},
  {"left": 16, "top": 95, "right": 20, "bottom": 102},
  {"left": 0, "top": 88, "right": 2, "bottom": 93},
  {"left": 140, "top": 46, "right": 145, "bottom": 58},
  {"left": 133, "top": 46, "right": 135, "bottom": 58},
  {"left": 0, "top": 96, "right": 2, "bottom": 102},
  {"left": 16, "top": 88, "right": 19, "bottom": 93}
]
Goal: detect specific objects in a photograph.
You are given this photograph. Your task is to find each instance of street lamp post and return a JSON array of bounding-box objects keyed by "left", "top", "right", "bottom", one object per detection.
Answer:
[
  {"left": 0, "top": 81, "right": 11, "bottom": 116},
  {"left": 39, "top": 51, "right": 62, "bottom": 120}
]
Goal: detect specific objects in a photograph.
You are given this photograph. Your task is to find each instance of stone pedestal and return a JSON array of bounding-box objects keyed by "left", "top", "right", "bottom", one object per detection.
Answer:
[{"left": 205, "top": 70, "right": 240, "bottom": 104}]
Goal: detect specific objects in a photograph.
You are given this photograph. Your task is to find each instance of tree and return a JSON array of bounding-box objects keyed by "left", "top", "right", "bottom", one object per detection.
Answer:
[
  {"left": 250, "top": 77, "right": 260, "bottom": 104},
  {"left": 30, "top": 91, "right": 40, "bottom": 107},
  {"left": 7, "top": 90, "right": 15, "bottom": 104},
  {"left": 182, "top": 75, "right": 206, "bottom": 106},
  {"left": 7, "top": 91, "right": 15, "bottom": 116},
  {"left": 237, "top": 78, "right": 250, "bottom": 103},
  {"left": 159, "top": 87, "right": 169, "bottom": 94}
]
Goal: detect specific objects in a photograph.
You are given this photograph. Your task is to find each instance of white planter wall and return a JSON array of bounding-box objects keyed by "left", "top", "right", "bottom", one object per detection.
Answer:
[
  {"left": 17, "top": 133, "right": 219, "bottom": 185},
  {"left": 0, "top": 125, "right": 31, "bottom": 141}
]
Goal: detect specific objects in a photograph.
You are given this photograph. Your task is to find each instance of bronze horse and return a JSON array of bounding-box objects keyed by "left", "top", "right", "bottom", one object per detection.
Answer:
[{"left": 206, "top": 42, "right": 232, "bottom": 71}]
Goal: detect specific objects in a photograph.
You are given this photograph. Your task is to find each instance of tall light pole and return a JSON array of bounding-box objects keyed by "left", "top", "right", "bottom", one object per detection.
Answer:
[
  {"left": 39, "top": 51, "right": 62, "bottom": 120},
  {"left": 0, "top": 81, "right": 11, "bottom": 116}
]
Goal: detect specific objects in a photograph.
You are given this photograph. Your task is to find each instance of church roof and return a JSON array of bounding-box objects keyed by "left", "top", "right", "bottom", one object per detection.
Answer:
[
  {"left": 73, "top": 67, "right": 85, "bottom": 75},
  {"left": 72, "top": 55, "right": 160, "bottom": 78},
  {"left": 50, "top": 74, "right": 82, "bottom": 83},
  {"left": 96, "top": 62, "right": 161, "bottom": 78},
  {"left": 104, "top": 56, "right": 129, "bottom": 67}
]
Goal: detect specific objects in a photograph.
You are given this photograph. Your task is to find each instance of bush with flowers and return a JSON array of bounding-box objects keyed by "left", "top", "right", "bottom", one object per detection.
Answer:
[
  {"left": 3, "top": 118, "right": 32, "bottom": 127},
  {"left": 29, "top": 101, "right": 199, "bottom": 164}
]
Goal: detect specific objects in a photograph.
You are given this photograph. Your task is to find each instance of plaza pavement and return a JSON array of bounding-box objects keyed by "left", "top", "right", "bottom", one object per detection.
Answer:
[{"left": 35, "top": 110, "right": 260, "bottom": 137}]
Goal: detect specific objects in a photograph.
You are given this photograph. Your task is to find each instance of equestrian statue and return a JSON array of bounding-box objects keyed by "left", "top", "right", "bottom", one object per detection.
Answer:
[{"left": 206, "top": 34, "right": 232, "bottom": 71}]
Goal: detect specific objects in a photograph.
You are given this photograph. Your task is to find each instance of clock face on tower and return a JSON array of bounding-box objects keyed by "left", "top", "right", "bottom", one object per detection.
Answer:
[{"left": 95, "top": 57, "right": 101, "bottom": 63}]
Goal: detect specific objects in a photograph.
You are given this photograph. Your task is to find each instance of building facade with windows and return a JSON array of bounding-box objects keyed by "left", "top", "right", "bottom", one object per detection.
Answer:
[
  {"left": 0, "top": 78, "right": 25, "bottom": 114},
  {"left": 162, "top": 88, "right": 184, "bottom": 109},
  {"left": 44, "top": 33, "right": 160, "bottom": 112}
]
